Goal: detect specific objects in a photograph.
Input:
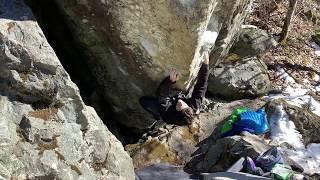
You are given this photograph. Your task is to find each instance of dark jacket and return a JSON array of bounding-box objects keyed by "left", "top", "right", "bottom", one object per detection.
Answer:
[{"left": 157, "top": 63, "right": 209, "bottom": 124}]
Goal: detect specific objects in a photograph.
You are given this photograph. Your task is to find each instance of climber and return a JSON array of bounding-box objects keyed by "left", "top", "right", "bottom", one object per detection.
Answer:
[{"left": 157, "top": 51, "right": 210, "bottom": 125}]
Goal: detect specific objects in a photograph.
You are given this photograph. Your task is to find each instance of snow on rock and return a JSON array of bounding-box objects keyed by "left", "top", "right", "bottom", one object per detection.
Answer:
[
  {"left": 311, "top": 42, "right": 320, "bottom": 56},
  {"left": 313, "top": 74, "right": 320, "bottom": 82},
  {"left": 307, "top": 144, "right": 320, "bottom": 161},
  {"left": 284, "top": 148, "right": 320, "bottom": 175},
  {"left": 269, "top": 105, "right": 304, "bottom": 149},
  {"left": 266, "top": 66, "right": 320, "bottom": 116},
  {"left": 275, "top": 67, "right": 308, "bottom": 96},
  {"left": 269, "top": 105, "right": 320, "bottom": 175},
  {"left": 265, "top": 94, "right": 320, "bottom": 117},
  {"left": 265, "top": 65, "right": 320, "bottom": 175},
  {"left": 286, "top": 95, "right": 320, "bottom": 117},
  {"left": 314, "top": 74, "right": 320, "bottom": 92},
  {"left": 200, "top": 31, "right": 218, "bottom": 49}
]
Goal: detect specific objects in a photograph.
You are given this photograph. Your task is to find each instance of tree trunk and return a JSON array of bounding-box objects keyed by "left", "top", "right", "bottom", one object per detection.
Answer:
[{"left": 279, "top": 0, "right": 298, "bottom": 43}]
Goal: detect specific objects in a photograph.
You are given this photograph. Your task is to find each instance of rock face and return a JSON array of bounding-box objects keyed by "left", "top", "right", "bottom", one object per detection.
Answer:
[
  {"left": 0, "top": 1, "right": 134, "bottom": 179},
  {"left": 136, "top": 164, "right": 192, "bottom": 180},
  {"left": 208, "top": 0, "right": 254, "bottom": 66},
  {"left": 187, "top": 132, "right": 270, "bottom": 173},
  {"left": 126, "top": 99, "right": 265, "bottom": 170},
  {"left": 52, "top": 0, "right": 253, "bottom": 131},
  {"left": 208, "top": 57, "right": 271, "bottom": 100},
  {"left": 230, "top": 25, "right": 277, "bottom": 58},
  {"left": 267, "top": 99, "right": 320, "bottom": 145}
]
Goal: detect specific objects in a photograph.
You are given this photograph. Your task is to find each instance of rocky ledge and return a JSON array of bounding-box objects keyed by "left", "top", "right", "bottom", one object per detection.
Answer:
[
  {"left": 126, "top": 98, "right": 266, "bottom": 170},
  {"left": 0, "top": 1, "right": 134, "bottom": 179}
]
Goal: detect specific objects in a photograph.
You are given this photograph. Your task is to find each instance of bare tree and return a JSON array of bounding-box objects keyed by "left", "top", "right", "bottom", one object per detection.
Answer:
[{"left": 279, "top": 0, "right": 298, "bottom": 43}]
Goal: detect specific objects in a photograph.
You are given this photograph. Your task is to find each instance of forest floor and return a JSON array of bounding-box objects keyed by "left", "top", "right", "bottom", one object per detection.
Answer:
[{"left": 245, "top": 0, "right": 320, "bottom": 95}]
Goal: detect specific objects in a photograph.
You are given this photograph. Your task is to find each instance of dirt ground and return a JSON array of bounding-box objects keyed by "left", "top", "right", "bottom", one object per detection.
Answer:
[{"left": 245, "top": 0, "right": 320, "bottom": 92}]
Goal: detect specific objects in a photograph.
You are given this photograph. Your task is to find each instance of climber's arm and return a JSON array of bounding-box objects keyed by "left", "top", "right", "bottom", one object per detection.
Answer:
[{"left": 189, "top": 52, "right": 210, "bottom": 112}]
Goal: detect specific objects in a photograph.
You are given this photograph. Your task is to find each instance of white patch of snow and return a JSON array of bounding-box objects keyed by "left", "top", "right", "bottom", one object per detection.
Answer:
[
  {"left": 314, "top": 74, "right": 320, "bottom": 92},
  {"left": 283, "top": 85, "right": 308, "bottom": 96},
  {"left": 284, "top": 148, "right": 320, "bottom": 175},
  {"left": 268, "top": 105, "right": 320, "bottom": 175},
  {"left": 308, "top": 144, "right": 320, "bottom": 160},
  {"left": 269, "top": 105, "right": 304, "bottom": 149},
  {"left": 313, "top": 74, "right": 319, "bottom": 81},
  {"left": 272, "top": 67, "right": 309, "bottom": 96},
  {"left": 303, "top": 79, "right": 310, "bottom": 83},
  {"left": 264, "top": 58, "right": 320, "bottom": 175},
  {"left": 265, "top": 95, "right": 320, "bottom": 117},
  {"left": 285, "top": 95, "right": 320, "bottom": 116},
  {"left": 241, "top": 25, "right": 258, "bottom": 29},
  {"left": 276, "top": 67, "right": 295, "bottom": 84},
  {"left": 200, "top": 31, "right": 218, "bottom": 50},
  {"left": 311, "top": 42, "right": 320, "bottom": 56}
]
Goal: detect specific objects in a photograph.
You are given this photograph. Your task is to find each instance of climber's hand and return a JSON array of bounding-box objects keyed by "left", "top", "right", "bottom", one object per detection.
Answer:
[
  {"left": 169, "top": 70, "right": 179, "bottom": 82},
  {"left": 203, "top": 51, "right": 209, "bottom": 65}
]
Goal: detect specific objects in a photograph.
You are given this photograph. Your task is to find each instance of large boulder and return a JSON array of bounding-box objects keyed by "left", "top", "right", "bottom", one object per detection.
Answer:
[
  {"left": 208, "top": 1, "right": 254, "bottom": 66},
  {"left": 187, "top": 132, "right": 270, "bottom": 173},
  {"left": 126, "top": 99, "right": 265, "bottom": 170},
  {"left": 0, "top": 1, "right": 134, "bottom": 179},
  {"left": 230, "top": 25, "right": 277, "bottom": 58},
  {"left": 208, "top": 57, "right": 271, "bottom": 100},
  {"left": 50, "top": 0, "right": 253, "bottom": 131}
]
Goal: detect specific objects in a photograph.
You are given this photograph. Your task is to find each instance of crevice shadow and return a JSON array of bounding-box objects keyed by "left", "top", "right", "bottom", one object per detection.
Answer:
[
  {"left": 183, "top": 117, "right": 227, "bottom": 175},
  {"left": 0, "top": 0, "right": 35, "bottom": 21}
]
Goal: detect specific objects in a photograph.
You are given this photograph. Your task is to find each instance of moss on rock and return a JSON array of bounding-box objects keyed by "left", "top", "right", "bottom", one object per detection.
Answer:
[{"left": 132, "top": 138, "right": 177, "bottom": 169}]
